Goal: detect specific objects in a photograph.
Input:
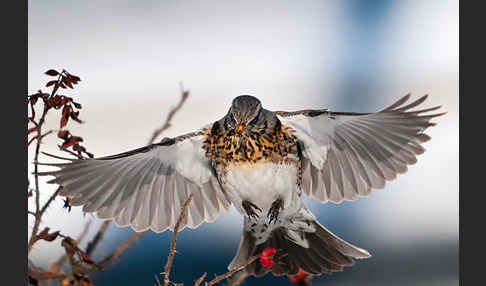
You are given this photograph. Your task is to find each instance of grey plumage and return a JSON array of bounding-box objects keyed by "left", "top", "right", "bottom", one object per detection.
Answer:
[
  {"left": 230, "top": 219, "right": 370, "bottom": 277},
  {"left": 278, "top": 94, "right": 444, "bottom": 204},
  {"left": 37, "top": 93, "right": 444, "bottom": 278}
]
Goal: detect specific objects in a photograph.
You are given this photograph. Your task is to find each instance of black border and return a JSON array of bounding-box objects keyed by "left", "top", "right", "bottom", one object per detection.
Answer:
[
  {"left": 459, "top": 1, "right": 479, "bottom": 285},
  {"left": 4, "top": 0, "right": 28, "bottom": 284}
]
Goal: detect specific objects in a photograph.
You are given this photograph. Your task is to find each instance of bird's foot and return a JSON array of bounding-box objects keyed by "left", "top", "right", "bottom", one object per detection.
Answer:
[
  {"left": 242, "top": 200, "right": 262, "bottom": 220},
  {"left": 267, "top": 198, "right": 284, "bottom": 224}
]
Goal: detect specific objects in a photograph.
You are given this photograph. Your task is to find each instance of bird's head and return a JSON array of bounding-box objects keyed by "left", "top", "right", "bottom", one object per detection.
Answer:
[{"left": 225, "top": 95, "right": 265, "bottom": 135}]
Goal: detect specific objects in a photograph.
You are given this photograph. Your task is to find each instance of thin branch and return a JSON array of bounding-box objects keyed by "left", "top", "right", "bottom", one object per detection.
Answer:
[
  {"left": 155, "top": 274, "right": 163, "bottom": 286},
  {"left": 82, "top": 89, "right": 191, "bottom": 276},
  {"left": 148, "top": 86, "right": 190, "bottom": 144},
  {"left": 28, "top": 136, "right": 36, "bottom": 147},
  {"left": 58, "top": 145, "right": 84, "bottom": 159},
  {"left": 98, "top": 231, "right": 145, "bottom": 268},
  {"left": 194, "top": 272, "right": 207, "bottom": 286},
  {"left": 39, "top": 186, "right": 62, "bottom": 216},
  {"left": 49, "top": 219, "right": 93, "bottom": 274},
  {"left": 224, "top": 270, "right": 249, "bottom": 286},
  {"left": 28, "top": 104, "right": 50, "bottom": 252},
  {"left": 41, "top": 151, "right": 76, "bottom": 161},
  {"left": 39, "top": 130, "right": 55, "bottom": 140},
  {"left": 204, "top": 256, "right": 259, "bottom": 286},
  {"left": 85, "top": 220, "right": 110, "bottom": 256},
  {"left": 29, "top": 117, "right": 39, "bottom": 127},
  {"left": 163, "top": 194, "right": 194, "bottom": 286}
]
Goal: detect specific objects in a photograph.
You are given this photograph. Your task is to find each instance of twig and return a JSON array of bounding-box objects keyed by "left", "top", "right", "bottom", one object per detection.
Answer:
[
  {"left": 85, "top": 220, "right": 110, "bottom": 256},
  {"left": 28, "top": 137, "right": 36, "bottom": 147},
  {"left": 27, "top": 186, "right": 62, "bottom": 246},
  {"left": 148, "top": 85, "right": 190, "bottom": 144},
  {"left": 194, "top": 272, "right": 207, "bottom": 286},
  {"left": 225, "top": 270, "right": 249, "bottom": 286},
  {"left": 98, "top": 231, "right": 145, "bottom": 267},
  {"left": 39, "top": 130, "right": 55, "bottom": 140},
  {"left": 204, "top": 256, "right": 259, "bottom": 286},
  {"left": 163, "top": 194, "right": 194, "bottom": 286},
  {"left": 41, "top": 151, "right": 76, "bottom": 161},
  {"left": 86, "top": 88, "right": 191, "bottom": 277},
  {"left": 58, "top": 145, "right": 84, "bottom": 159},
  {"left": 155, "top": 274, "right": 163, "bottom": 286},
  {"left": 28, "top": 104, "right": 51, "bottom": 252},
  {"left": 49, "top": 219, "right": 93, "bottom": 274},
  {"left": 39, "top": 186, "right": 62, "bottom": 216}
]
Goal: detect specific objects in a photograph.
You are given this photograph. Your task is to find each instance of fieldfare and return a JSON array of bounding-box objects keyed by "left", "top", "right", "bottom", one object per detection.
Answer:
[{"left": 39, "top": 94, "right": 444, "bottom": 277}]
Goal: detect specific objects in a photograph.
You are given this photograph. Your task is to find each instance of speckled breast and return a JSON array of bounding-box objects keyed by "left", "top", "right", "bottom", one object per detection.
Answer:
[{"left": 201, "top": 121, "right": 300, "bottom": 169}]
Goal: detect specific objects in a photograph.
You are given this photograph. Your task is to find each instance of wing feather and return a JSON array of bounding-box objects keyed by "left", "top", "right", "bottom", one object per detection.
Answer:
[
  {"left": 278, "top": 95, "right": 443, "bottom": 203},
  {"left": 39, "top": 133, "right": 231, "bottom": 232}
]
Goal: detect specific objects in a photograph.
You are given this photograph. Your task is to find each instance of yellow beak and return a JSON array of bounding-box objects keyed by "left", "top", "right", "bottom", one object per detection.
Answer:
[{"left": 236, "top": 123, "right": 246, "bottom": 134}]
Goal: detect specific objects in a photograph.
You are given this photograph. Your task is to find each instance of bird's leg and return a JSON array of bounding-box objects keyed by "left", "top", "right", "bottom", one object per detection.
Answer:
[
  {"left": 267, "top": 197, "right": 284, "bottom": 224},
  {"left": 242, "top": 200, "right": 262, "bottom": 220}
]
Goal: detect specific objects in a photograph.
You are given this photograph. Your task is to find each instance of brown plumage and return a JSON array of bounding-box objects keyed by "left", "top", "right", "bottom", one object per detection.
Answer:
[{"left": 202, "top": 120, "right": 300, "bottom": 171}]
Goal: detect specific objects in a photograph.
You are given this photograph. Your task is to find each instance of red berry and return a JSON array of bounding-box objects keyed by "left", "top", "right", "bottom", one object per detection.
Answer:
[
  {"left": 260, "top": 257, "right": 275, "bottom": 268},
  {"left": 289, "top": 268, "right": 308, "bottom": 283},
  {"left": 260, "top": 247, "right": 277, "bottom": 268},
  {"left": 261, "top": 247, "right": 276, "bottom": 258}
]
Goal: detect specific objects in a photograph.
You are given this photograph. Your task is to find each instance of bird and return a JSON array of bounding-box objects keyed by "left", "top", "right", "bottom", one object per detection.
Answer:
[{"left": 39, "top": 94, "right": 444, "bottom": 277}]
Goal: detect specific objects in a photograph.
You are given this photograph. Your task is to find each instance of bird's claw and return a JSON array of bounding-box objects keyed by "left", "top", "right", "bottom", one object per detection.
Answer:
[
  {"left": 242, "top": 200, "right": 262, "bottom": 220},
  {"left": 267, "top": 198, "right": 283, "bottom": 224}
]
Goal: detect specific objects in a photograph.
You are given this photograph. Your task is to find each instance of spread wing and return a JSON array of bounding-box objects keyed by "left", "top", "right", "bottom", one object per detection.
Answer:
[
  {"left": 276, "top": 94, "right": 445, "bottom": 203},
  {"left": 38, "top": 129, "right": 231, "bottom": 232}
]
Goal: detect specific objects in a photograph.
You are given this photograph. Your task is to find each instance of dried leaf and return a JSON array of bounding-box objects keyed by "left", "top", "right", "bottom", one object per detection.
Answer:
[
  {"left": 60, "top": 105, "right": 72, "bottom": 128},
  {"left": 79, "top": 250, "right": 104, "bottom": 270},
  {"left": 70, "top": 111, "right": 83, "bottom": 123},
  {"left": 60, "top": 96, "right": 70, "bottom": 106},
  {"left": 72, "top": 102, "right": 82, "bottom": 109},
  {"left": 46, "top": 80, "right": 57, "bottom": 87},
  {"left": 60, "top": 116, "right": 69, "bottom": 128},
  {"left": 61, "top": 237, "right": 78, "bottom": 256},
  {"left": 61, "top": 136, "right": 83, "bottom": 149},
  {"left": 62, "top": 104, "right": 71, "bottom": 117},
  {"left": 79, "top": 250, "right": 96, "bottom": 264},
  {"left": 28, "top": 127, "right": 37, "bottom": 135},
  {"left": 57, "top": 130, "right": 70, "bottom": 140},
  {"left": 29, "top": 95, "right": 38, "bottom": 105},
  {"left": 45, "top": 69, "right": 59, "bottom": 76},
  {"left": 37, "top": 227, "right": 60, "bottom": 242},
  {"left": 68, "top": 74, "right": 81, "bottom": 82},
  {"left": 62, "top": 76, "right": 74, "bottom": 89},
  {"left": 72, "top": 144, "right": 82, "bottom": 152},
  {"left": 51, "top": 95, "right": 62, "bottom": 108}
]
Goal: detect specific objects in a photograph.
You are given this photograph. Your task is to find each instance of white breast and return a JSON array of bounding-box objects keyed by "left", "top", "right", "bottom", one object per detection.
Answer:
[{"left": 222, "top": 162, "right": 300, "bottom": 215}]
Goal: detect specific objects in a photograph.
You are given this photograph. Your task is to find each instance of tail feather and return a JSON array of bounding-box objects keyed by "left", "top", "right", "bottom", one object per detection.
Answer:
[{"left": 228, "top": 219, "right": 371, "bottom": 277}]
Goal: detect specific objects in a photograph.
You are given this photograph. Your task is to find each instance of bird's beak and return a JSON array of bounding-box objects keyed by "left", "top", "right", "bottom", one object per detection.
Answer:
[{"left": 236, "top": 123, "right": 246, "bottom": 135}]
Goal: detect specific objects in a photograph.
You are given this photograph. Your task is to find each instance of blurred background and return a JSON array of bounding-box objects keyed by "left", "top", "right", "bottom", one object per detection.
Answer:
[{"left": 28, "top": 0, "right": 458, "bottom": 285}]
